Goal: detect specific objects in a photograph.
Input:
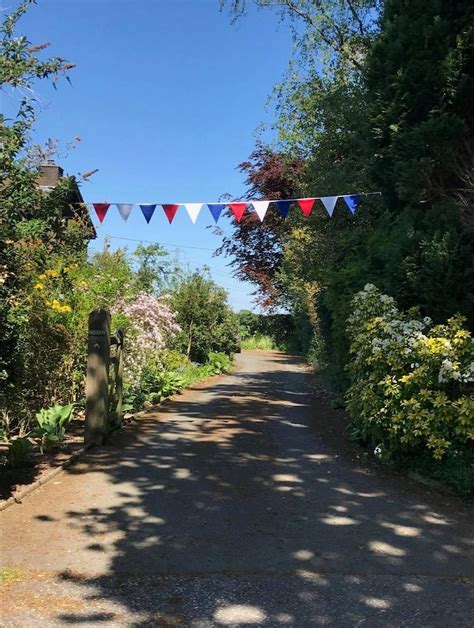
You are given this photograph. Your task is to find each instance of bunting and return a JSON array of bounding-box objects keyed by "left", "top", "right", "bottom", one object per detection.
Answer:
[
  {"left": 116, "top": 203, "right": 133, "bottom": 221},
  {"left": 275, "top": 200, "right": 293, "bottom": 218},
  {"left": 320, "top": 196, "right": 338, "bottom": 217},
  {"left": 92, "top": 203, "right": 110, "bottom": 223},
  {"left": 229, "top": 202, "right": 247, "bottom": 223},
  {"left": 139, "top": 204, "right": 157, "bottom": 224},
  {"left": 208, "top": 203, "right": 226, "bottom": 223},
  {"left": 343, "top": 194, "right": 360, "bottom": 214},
  {"left": 89, "top": 193, "right": 380, "bottom": 224},
  {"left": 297, "top": 198, "right": 315, "bottom": 218},
  {"left": 183, "top": 203, "right": 202, "bottom": 223},
  {"left": 162, "top": 203, "right": 179, "bottom": 224},
  {"left": 252, "top": 200, "right": 270, "bottom": 222}
]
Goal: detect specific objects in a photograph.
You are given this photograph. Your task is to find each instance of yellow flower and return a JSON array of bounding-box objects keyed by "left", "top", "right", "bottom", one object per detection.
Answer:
[
  {"left": 49, "top": 299, "right": 62, "bottom": 311},
  {"left": 60, "top": 305, "right": 72, "bottom": 313},
  {"left": 38, "top": 273, "right": 47, "bottom": 280},
  {"left": 34, "top": 283, "right": 45, "bottom": 290},
  {"left": 45, "top": 269, "right": 59, "bottom": 277}
]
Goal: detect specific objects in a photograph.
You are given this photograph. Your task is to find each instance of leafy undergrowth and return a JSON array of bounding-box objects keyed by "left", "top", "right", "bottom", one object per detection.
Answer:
[
  {"left": 395, "top": 450, "right": 474, "bottom": 498},
  {"left": 346, "top": 428, "right": 474, "bottom": 499},
  {"left": 242, "top": 335, "right": 280, "bottom": 351},
  {"left": 242, "top": 334, "right": 301, "bottom": 353},
  {"left": 123, "top": 352, "right": 234, "bottom": 413}
]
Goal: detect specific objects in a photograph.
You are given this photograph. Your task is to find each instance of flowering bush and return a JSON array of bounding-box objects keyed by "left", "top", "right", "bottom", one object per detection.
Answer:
[
  {"left": 346, "top": 284, "right": 474, "bottom": 460},
  {"left": 113, "top": 292, "right": 181, "bottom": 386}
]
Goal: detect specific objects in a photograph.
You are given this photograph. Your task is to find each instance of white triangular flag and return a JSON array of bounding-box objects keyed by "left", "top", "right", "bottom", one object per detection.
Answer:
[
  {"left": 251, "top": 200, "right": 270, "bottom": 222},
  {"left": 116, "top": 203, "right": 134, "bottom": 221},
  {"left": 320, "top": 196, "right": 339, "bottom": 217},
  {"left": 184, "top": 203, "right": 202, "bottom": 224}
]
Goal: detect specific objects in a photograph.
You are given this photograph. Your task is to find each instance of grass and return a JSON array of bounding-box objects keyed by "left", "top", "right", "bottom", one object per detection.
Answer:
[
  {"left": 241, "top": 335, "right": 281, "bottom": 351},
  {"left": 241, "top": 334, "right": 302, "bottom": 354},
  {"left": 0, "top": 567, "right": 24, "bottom": 586}
]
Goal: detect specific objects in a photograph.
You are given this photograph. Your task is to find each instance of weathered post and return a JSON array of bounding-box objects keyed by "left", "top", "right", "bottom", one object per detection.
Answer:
[
  {"left": 85, "top": 308, "right": 111, "bottom": 446},
  {"left": 110, "top": 328, "right": 124, "bottom": 430}
]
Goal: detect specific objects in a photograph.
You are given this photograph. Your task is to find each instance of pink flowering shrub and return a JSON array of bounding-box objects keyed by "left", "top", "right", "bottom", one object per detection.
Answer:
[{"left": 113, "top": 292, "right": 181, "bottom": 386}]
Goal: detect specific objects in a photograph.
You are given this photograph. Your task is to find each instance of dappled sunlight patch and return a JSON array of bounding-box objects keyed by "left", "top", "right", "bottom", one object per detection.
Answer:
[
  {"left": 273, "top": 473, "right": 302, "bottom": 483},
  {"left": 214, "top": 604, "right": 266, "bottom": 625},
  {"left": 295, "top": 570, "right": 329, "bottom": 585},
  {"left": 320, "top": 515, "right": 360, "bottom": 526},
  {"left": 293, "top": 549, "right": 315, "bottom": 560},
  {"left": 132, "top": 535, "right": 161, "bottom": 549},
  {"left": 442, "top": 544, "right": 462, "bottom": 554},
  {"left": 334, "top": 487, "right": 385, "bottom": 498},
  {"left": 330, "top": 505, "right": 348, "bottom": 513},
  {"left": 305, "top": 453, "right": 332, "bottom": 462},
  {"left": 380, "top": 522, "right": 421, "bottom": 537},
  {"left": 275, "top": 612, "right": 293, "bottom": 624},
  {"left": 403, "top": 582, "right": 423, "bottom": 592},
  {"left": 174, "top": 468, "right": 193, "bottom": 480},
  {"left": 280, "top": 420, "right": 308, "bottom": 428},
  {"left": 423, "top": 513, "right": 451, "bottom": 525},
  {"left": 362, "top": 596, "right": 391, "bottom": 609},
  {"left": 369, "top": 540, "right": 406, "bottom": 557}
]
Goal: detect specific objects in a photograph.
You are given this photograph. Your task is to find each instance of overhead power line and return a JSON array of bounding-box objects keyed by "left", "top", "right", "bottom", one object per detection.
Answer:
[{"left": 107, "top": 235, "right": 216, "bottom": 252}]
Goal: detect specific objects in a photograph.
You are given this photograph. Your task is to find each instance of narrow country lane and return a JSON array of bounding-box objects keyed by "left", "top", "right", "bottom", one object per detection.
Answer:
[{"left": 1, "top": 351, "right": 473, "bottom": 627}]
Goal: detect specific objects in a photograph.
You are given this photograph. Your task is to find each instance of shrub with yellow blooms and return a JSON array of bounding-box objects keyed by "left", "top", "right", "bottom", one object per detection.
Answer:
[{"left": 346, "top": 284, "right": 474, "bottom": 460}]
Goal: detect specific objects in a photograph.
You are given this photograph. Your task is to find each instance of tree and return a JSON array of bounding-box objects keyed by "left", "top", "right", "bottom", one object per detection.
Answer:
[
  {"left": 0, "top": 0, "right": 86, "bottom": 425},
  {"left": 169, "top": 271, "right": 239, "bottom": 363},
  {"left": 217, "top": 144, "right": 305, "bottom": 308},
  {"left": 221, "top": 0, "right": 473, "bottom": 392}
]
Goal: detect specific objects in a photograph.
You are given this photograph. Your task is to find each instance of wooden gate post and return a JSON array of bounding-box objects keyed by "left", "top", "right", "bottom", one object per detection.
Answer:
[{"left": 85, "top": 308, "right": 111, "bottom": 446}]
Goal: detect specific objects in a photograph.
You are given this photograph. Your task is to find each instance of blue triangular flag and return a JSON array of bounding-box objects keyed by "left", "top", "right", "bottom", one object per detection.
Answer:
[
  {"left": 343, "top": 194, "right": 360, "bottom": 214},
  {"left": 207, "top": 203, "right": 226, "bottom": 223},
  {"left": 139, "top": 204, "right": 157, "bottom": 223},
  {"left": 275, "top": 200, "right": 293, "bottom": 218}
]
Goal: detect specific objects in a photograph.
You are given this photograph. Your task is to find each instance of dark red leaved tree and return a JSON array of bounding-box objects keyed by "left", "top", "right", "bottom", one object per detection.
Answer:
[{"left": 216, "top": 144, "right": 305, "bottom": 308}]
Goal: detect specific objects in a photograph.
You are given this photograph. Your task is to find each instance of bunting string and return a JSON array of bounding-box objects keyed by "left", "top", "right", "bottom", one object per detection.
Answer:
[{"left": 90, "top": 193, "right": 382, "bottom": 224}]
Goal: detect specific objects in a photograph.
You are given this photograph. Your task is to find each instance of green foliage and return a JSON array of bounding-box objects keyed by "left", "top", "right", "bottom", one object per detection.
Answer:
[
  {"left": 225, "top": 0, "right": 474, "bottom": 407},
  {"left": 205, "top": 351, "right": 233, "bottom": 375},
  {"left": 241, "top": 335, "right": 280, "bottom": 351},
  {"left": 159, "top": 349, "right": 191, "bottom": 372},
  {"left": 397, "top": 449, "right": 474, "bottom": 498},
  {"left": 34, "top": 403, "right": 73, "bottom": 450},
  {"left": 0, "top": 1, "right": 89, "bottom": 432},
  {"left": 238, "top": 311, "right": 300, "bottom": 352},
  {"left": 141, "top": 363, "right": 186, "bottom": 403},
  {"left": 169, "top": 270, "right": 240, "bottom": 363},
  {"left": 6, "top": 437, "right": 32, "bottom": 468},
  {"left": 345, "top": 285, "right": 474, "bottom": 461}
]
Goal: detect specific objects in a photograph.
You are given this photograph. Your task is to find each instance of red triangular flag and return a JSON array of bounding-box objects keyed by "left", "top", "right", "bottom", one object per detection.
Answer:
[
  {"left": 230, "top": 202, "right": 247, "bottom": 222},
  {"left": 92, "top": 203, "right": 110, "bottom": 223},
  {"left": 297, "top": 198, "right": 315, "bottom": 218},
  {"left": 162, "top": 204, "right": 179, "bottom": 224}
]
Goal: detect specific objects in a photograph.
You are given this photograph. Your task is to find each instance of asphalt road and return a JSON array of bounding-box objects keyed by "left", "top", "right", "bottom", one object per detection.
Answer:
[{"left": 1, "top": 350, "right": 473, "bottom": 626}]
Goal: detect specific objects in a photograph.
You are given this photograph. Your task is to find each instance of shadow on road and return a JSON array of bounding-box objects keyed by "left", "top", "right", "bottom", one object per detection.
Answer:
[{"left": 22, "top": 352, "right": 474, "bottom": 625}]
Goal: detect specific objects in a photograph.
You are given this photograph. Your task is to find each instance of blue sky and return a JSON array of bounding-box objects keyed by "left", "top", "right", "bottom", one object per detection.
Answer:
[{"left": 4, "top": 0, "right": 293, "bottom": 311}]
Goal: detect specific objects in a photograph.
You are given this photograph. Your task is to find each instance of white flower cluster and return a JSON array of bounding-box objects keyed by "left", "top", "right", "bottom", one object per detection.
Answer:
[
  {"left": 438, "top": 359, "right": 474, "bottom": 384},
  {"left": 369, "top": 317, "right": 429, "bottom": 357},
  {"left": 349, "top": 284, "right": 474, "bottom": 386}
]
